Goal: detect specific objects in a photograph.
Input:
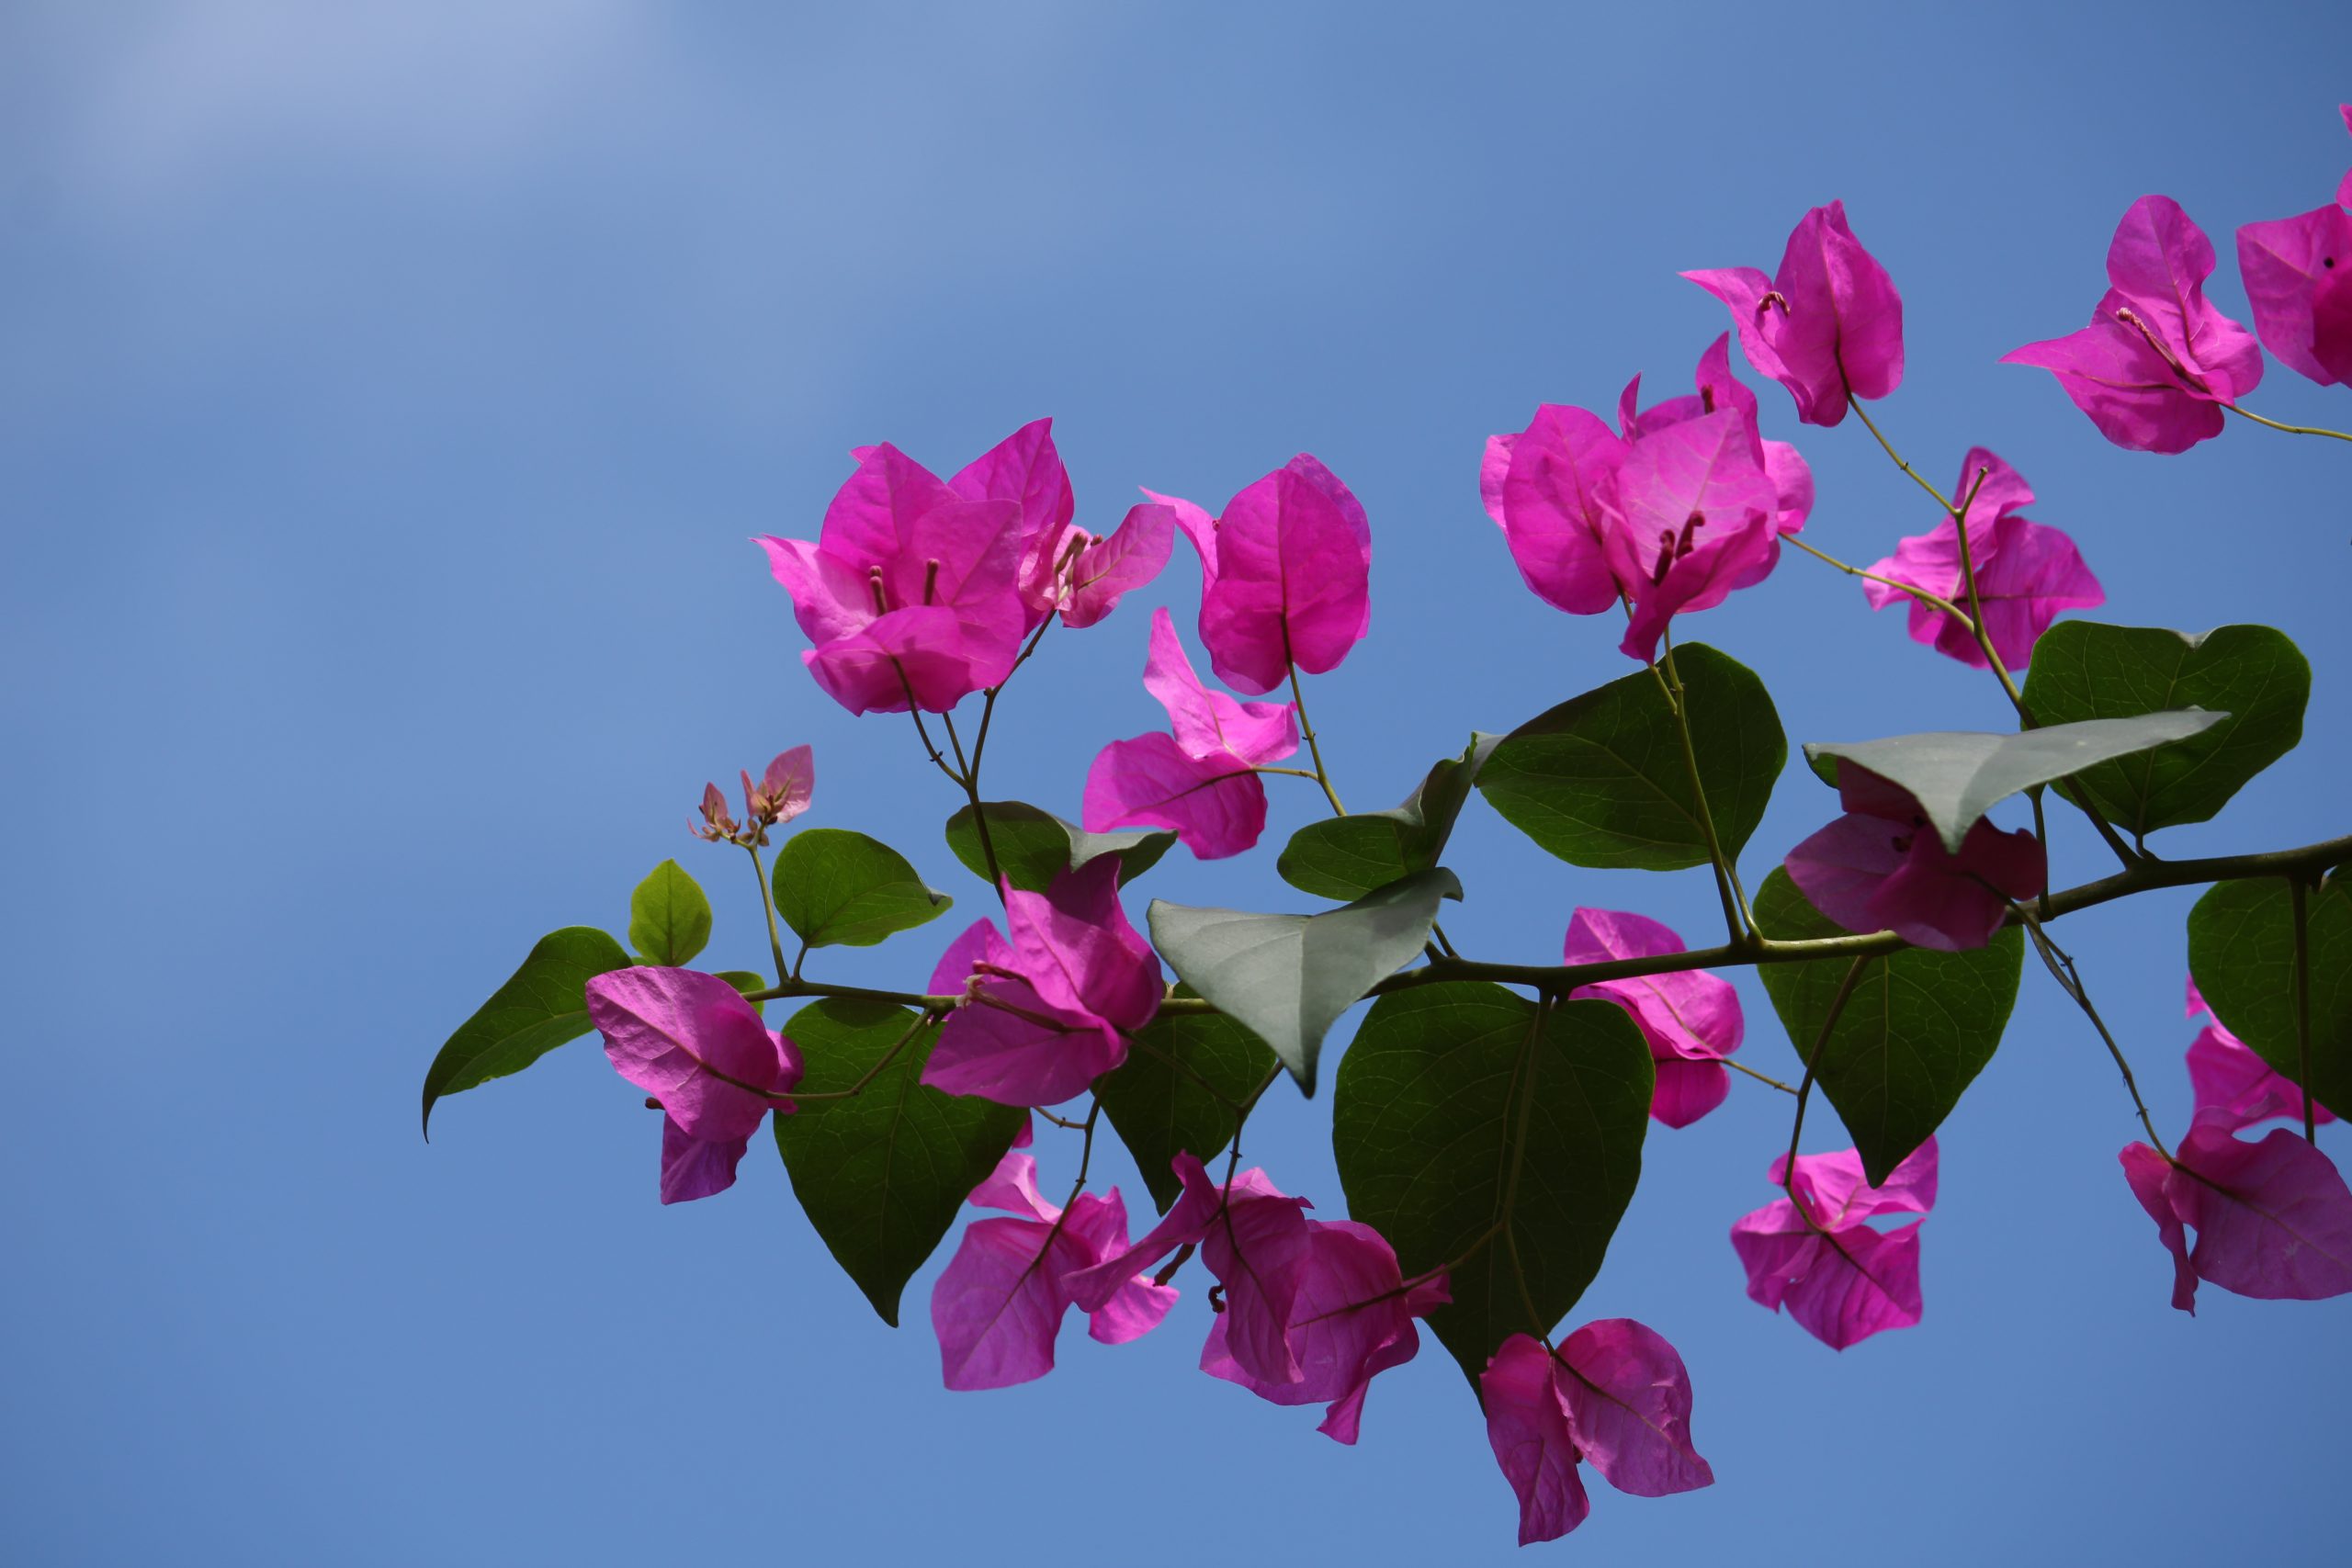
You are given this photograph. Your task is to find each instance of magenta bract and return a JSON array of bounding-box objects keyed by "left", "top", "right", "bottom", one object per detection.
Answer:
[
  {"left": 1480, "top": 1323, "right": 1713, "bottom": 1545},
  {"left": 921, "top": 857, "right": 1161, "bottom": 1107},
  {"left": 1156, "top": 455, "right": 1373, "bottom": 695},
  {"left": 584, "top": 966, "right": 803, "bottom": 1204},
  {"left": 2183, "top": 976, "right": 2335, "bottom": 1134},
  {"left": 932, "top": 1139, "right": 1175, "bottom": 1390},
  {"left": 1731, "top": 1141, "right": 1937, "bottom": 1350},
  {"left": 1068, "top": 1153, "right": 1445, "bottom": 1443},
  {"left": 1082, "top": 607, "right": 1301, "bottom": 860},
  {"left": 1682, "top": 200, "right": 1905, "bottom": 427},
  {"left": 1564, "top": 908, "right": 1744, "bottom": 1128},
  {"left": 2120, "top": 1124, "right": 2352, "bottom": 1314},
  {"left": 1785, "top": 764, "right": 2044, "bottom": 952},
  {"left": 1860, "top": 447, "right": 2103, "bottom": 669},
  {"left": 2004, "top": 197, "right": 2265, "bottom": 453}
]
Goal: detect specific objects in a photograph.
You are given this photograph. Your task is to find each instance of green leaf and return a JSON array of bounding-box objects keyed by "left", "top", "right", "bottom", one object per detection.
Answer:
[
  {"left": 1475, "top": 643, "right": 1785, "bottom": 871},
  {"left": 1278, "top": 736, "right": 1498, "bottom": 900},
  {"left": 1147, "top": 868, "right": 1463, "bottom": 1096},
  {"left": 2187, "top": 875, "right": 2352, "bottom": 1119},
  {"left": 1752, "top": 869, "right": 2022, "bottom": 1184},
  {"left": 2021, "top": 622, "right": 2308, "bottom": 839},
  {"left": 716, "top": 970, "right": 768, "bottom": 1016},
  {"left": 1804, "top": 710, "right": 2225, "bottom": 853},
  {"left": 420, "top": 927, "right": 633, "bottom": 1136},
  {"left": 1334, "top": 984, "right": 1653, "bottom": 1383},
  {"left": 1096, "top": 998, "right": 1277, "bottom": 1212},
  {"left": 944, "top": 800, "right": 1177, "bottom": 892},
  {"left": 772, "top": 998, "right": 1027, "bottom": 1325},
  {"left": 627, "top": 859, "right": 713, "bottom": 966},
  {"left": 774, "top": 828, "right": 954, "bottom": 947}
]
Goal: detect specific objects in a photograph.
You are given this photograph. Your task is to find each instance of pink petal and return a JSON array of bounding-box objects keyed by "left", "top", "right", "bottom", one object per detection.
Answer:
[
  {"left": 755, "top": 536, "right": 875, "bottom": 647},
  {"left": 759, "top": 745, "right": 815, "bottom": 823},
  {"left": 2120, "top": 1141, "right": 2199, "bottom": 1313},
  {"left": 1497, "top": 403, "right": 1627, "bottom": 616},
  {"left": 2170, "top": 1123, "right": 2352, "bottom": 1303},
  {"left": 2186, "top": 1017, "right": 2334, "bottom": 1134},
  {"left": 658, "top": 1116, "right": 753, "bottom": 1205},
  {"left": 966, "top": 1147, "right": 1059, "bottom": 1223},
  {"left": 1647, "top": 1058, "right": 1732, "bottom": 1129},
  {"left": 1479, "top": 1335, "right": 1592, "bottom": 1545},
  {"left": 948, "top": 417, "right": 1076, "bottom": 564},
  {"left": 1773, "top": 1140, "right": 1939, "bottom": 1225},
  {"left": 1197, "top": 456, "right": 1373, "bottom": 694},
  {"left": 1001, "top": 858, "right": 1161, "bottom": 1032},
  {"left": 1061, "top": 503, "right": 1175, "bottom": 628},
  {"left": 2237, "top": 206, "right": 2352, "bottom": 387},
  {"left": 1555, "top": 1318, "right": 1714, "bottom": 1497},
  {"left": 1141, "top": 608, "right": 1299, "bottom": 768},
  {"left": 929, "top": 916, "right": 1011, "bottom": 995},
  {"left": 921, "top": 978, "right": 1128, "bottom": 1108},
  {"left": 1082, "top": 731, "right": 1271, "bottom": 861},
  {"left": 586, "top": 967, "right": 798, "bottom": 1144},
  {"left": 822, "top": 442, "right": 955, "bottom": 567},
  {"left": 2001, "top": 321, "right": 2226, "bottom": 454},
  {"left": 1731, "top": 1201, "right": 1923, "bottom": 1349},
  {"left": 932, "top": 1215, "right": 1072, "bottom": 1390},
  {"left": 1680, "top": 265, "right": 1792, "bottom": 403},
  {"left": 2103, "top": 195, "right": 2264, "bottom": 401},
  {"left": 1775, "top": 199, "right": 1905, "bottom": 417},
  {"left": 1783, "top": 810, "right": 1909, "bottom": 939},
  {"left": 802, "top": 604, "right": 1005, "bottom": 716},
  {"left": 1142, "top": 485, "right": 1218, "bottom": 580},
  {"left": 1478, "top": 433, "right": 1517, "bottom": 527}
]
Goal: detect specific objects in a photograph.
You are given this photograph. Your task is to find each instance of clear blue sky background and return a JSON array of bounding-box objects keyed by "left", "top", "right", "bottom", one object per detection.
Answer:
[{"left": 6, "top": 3, "right": 2348, "bottom": 1562}]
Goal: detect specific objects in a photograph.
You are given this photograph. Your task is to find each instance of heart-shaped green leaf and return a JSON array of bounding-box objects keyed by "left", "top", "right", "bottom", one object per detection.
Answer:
[
  {"left": 1334, "top": 984, "right": 1653, "bottom": 1383},
  {"left": 1278, "top": 736, "right": 1498, "bottom": 900},
  {"left": 774, "top": 828, "right": 953, "bottom": 948},
  {"left": 773, "top": 999, "right": 1027, "bottom": 1325},
  {"left": 1146, "top": 868, "right": 1463, "bottom": 1095},
  {"left": 1753, "top": 870, "right": 2022, "bottom": 1184},
  {"left": 420, "top": 926, "right": 633, "bottom": 1135},
  {"left": 1096, "top": 995, "right": 1278, "bottom": 1212},
  {"left": 1804, "top": 710, "right": 2225, "bottom": 852},
  {"left": 2188, "top": 874, "right": 2352, "bottom": 1120},
  {"left": 2021, "top": 622, "right": 2307, "bottom": 839},
  {"left": 1476, "top": 643, "right": 1784, "bottom": 871},
  {"left": 944, "top": 800, "right": 1176, "bottom": 893},
  {"left": 628, "top": 859, "right": 713, "bottom": 966}
]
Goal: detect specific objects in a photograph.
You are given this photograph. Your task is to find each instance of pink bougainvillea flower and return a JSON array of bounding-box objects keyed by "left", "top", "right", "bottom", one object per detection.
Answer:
[
  {"left": 2183, "top": 976, "right": 2335, "bottom": 1134},
  {"left": 1484, "top": 341, "right": 1801, "bottom": 659},
  {"left": 1480, "top": 1324, "right": 1713, "bottom": 1545},
  {"left": 1082, "top": 608, "right": 1301, "bottom": 860},
  {"left": 1731, "top": 1140, "right": 1938, "bottom": 1350},
  {"left": 584, "top": 966, "right": 803, "bottom": 1204},
  {"left": 932, "top": 1136, "right": 1177, "bottom": 1390},
  {"left": 1068, "top": 1153, "right": 1447, "bottom": 1443},
  {"left": 1860, "top": 447, "right": 2103, "bottom": 670},
  {"left": 921, "top": 857, "right": 1161, "bottom": 1107},
  {"left": 756, "top": 440, "right": 1027, "bottom": 714},
  {"left": 1682, "top": 200, "right": 1905, "bottom": 427},
  {"left": 738, "top": 743, "right": 815, "bottom": 835},
  {"left": 1564, "top": 908, "right": 1745, "bottom": 1129},
  {"left": 1600, "top": 408, "right": 1781, "bottom": 661},
  {"left": 2120, "top": 1123, "right": 2352, "bottom": 1314},
  {"left": 1784, "top": 764, "right": 2044, "bottom": 953},
  {"left": 2004, "top": 196, "right": 2266, "bottom": 453},
  {"left": 1153, "top": 454, "right": 1373, "bottom": 695},
  {"left": 690, "top": 781, "right": 741, "bottom": 843}
]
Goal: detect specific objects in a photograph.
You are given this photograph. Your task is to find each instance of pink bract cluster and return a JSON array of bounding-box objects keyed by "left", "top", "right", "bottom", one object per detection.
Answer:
[
  {"left": 1732, "top": 1141, "right": 1939, "bottom": 1350},
  {"left": 2119, "top": 975, "right": 2352, "bottom": 1314},
  {"left": 1564, "top": 908, "right": 1745, "bottom": 1129},
  {"left": 2236, "top": 107, "right": 2352, "bottom": 389},
  {"left": 1787, "top": 764, "right": 2045, "bottom": 953}
]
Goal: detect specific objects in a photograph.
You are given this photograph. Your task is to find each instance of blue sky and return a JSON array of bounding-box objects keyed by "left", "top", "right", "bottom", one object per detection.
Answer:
[{"left": 5, "top": 2, "right": 2349, "bottom": 1562}]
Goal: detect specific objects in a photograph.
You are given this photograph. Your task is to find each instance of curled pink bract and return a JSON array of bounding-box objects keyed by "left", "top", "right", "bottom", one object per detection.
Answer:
[
  {"left": 1731, "top": 1141, "right": 1937, "bottom": 1350},
  {"left": 1565, "top": 908, "right": 1744, "bottom": 1128},
  {"left": 921, "top": 857, "right": 1160, "bottom": 1107},
  {"left": 2120, "top": 1123, "right": 2352, "bottom": 1314},
  {"left": 585, "top": 966, "right": 803, "bottom": 1204}
]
